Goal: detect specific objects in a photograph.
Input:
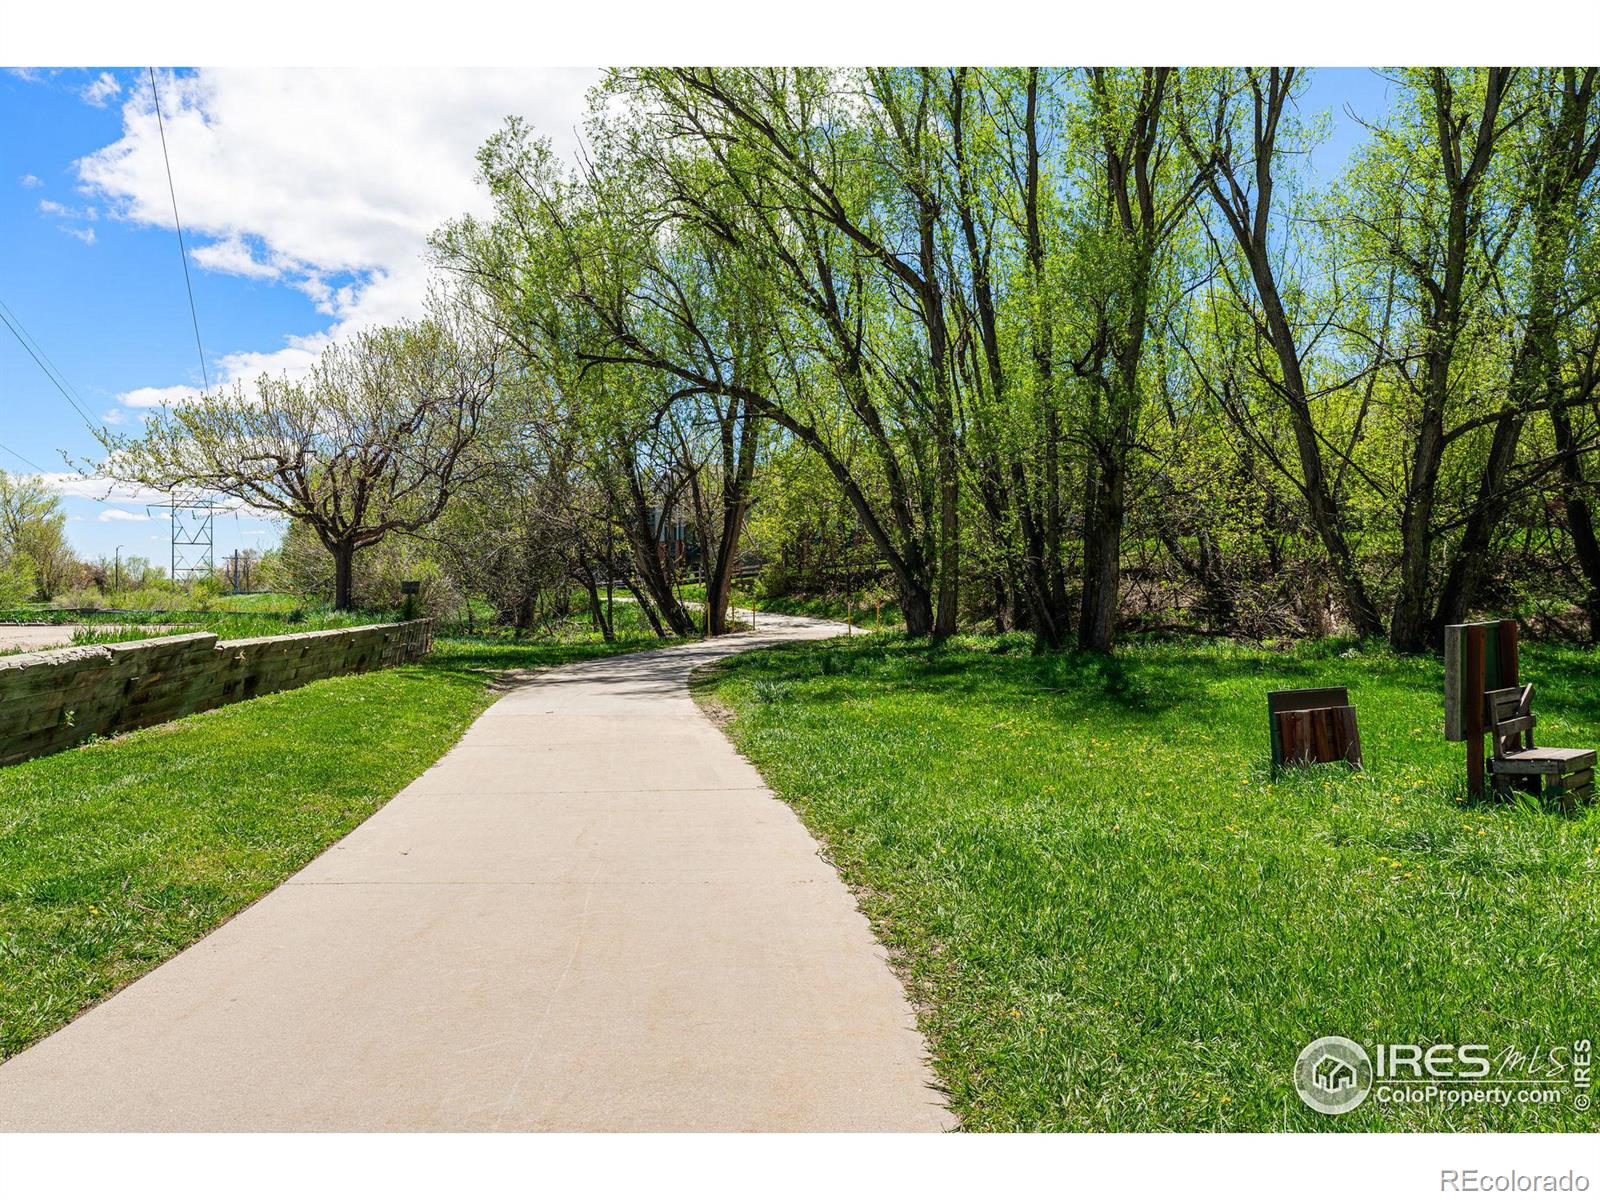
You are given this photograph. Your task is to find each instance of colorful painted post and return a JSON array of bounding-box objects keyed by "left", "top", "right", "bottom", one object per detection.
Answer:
[
  {"left": 1443, "top": 619, "right": 1520, "bottom": 799},
  {"left": 1465, "top": 625, "right": 1486, "bottom": 797}
]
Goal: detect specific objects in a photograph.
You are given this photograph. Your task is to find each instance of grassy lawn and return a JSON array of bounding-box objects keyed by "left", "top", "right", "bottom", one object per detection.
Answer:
[
  {"left": 692, "top": 633, "right": 1600, "bottom": 1131},
  {"left": 0, "top": 620, "right": 671, "bottom": 1061},
  {"left": 62, "top": 610, "right": 403, "bottom": 644}
]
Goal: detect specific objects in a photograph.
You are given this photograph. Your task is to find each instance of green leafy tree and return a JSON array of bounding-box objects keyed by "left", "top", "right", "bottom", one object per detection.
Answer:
[{"left": 96, "top": 315, "right": 498, "bottom": 611}]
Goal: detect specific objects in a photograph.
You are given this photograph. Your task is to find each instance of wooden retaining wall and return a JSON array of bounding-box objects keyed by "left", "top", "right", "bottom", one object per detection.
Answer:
[{"left": 0, "top": 620, "right": 434, "bottom": 768}]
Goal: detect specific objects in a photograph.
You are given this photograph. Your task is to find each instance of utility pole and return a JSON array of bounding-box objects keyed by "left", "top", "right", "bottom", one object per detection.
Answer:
[{"left": 113, "top": 545, "right": 122, "bottom": 594}]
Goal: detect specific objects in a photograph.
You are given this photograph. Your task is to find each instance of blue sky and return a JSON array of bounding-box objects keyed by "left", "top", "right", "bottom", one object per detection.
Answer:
[{"left": 0, "top": 66, "right": 1389, "bottom": 565}]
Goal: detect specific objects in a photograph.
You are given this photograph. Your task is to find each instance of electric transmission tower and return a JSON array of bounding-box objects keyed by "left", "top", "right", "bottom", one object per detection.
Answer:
[{"left": 147, "top": 493, "right": 228, "bottom": 585}]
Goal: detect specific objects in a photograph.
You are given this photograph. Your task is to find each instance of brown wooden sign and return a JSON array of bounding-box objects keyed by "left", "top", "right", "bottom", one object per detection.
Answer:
[{"left": 1268, "top": 686, "right": 1363, "bottom": 770}]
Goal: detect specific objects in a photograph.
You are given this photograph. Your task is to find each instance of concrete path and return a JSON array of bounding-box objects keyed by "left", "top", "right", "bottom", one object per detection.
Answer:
[
  {"left": 0, "top": 614, "right": 949, "bottom": 1132},
  {"left": 0, "top": 624, "right": 81, "bottom": 655}
]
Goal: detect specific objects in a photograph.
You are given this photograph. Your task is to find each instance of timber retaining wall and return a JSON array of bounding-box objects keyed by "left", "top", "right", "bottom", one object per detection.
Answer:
[{"left": 0, "top": 620, "right": 434, "bottom": 768}]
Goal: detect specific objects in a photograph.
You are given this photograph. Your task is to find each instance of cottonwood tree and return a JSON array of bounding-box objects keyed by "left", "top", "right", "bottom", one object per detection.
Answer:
[
  {"left": 1178, "top": 66, "right": 1389, "bottom": 639},
  {"left": 411, "top": 65, "right": 1600, "bottom": 653},
  {"left": 0, "top": 471, "right": 74, "bottom": 599},
  {"left": 1069, "top": 68, "right": 1206, "bottom": 651},
  {"left": 97, "top": 315, "right": 499, "bottom": 610},
  {"left": 1430, "top": 68, "right": 1600, "bottom": 637}
]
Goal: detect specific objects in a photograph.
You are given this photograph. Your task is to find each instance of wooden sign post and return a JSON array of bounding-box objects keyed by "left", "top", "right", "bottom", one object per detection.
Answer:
[{"left": 1443, "top": 619, "right": 1519, "bottom": 798}]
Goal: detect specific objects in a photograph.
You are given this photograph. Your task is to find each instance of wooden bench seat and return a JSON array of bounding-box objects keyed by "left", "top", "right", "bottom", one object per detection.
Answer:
[
  {"left": 1490, "top": 747, "right": 1595, "bottom": 769},
  {"left": 1485, "top": 685, "right": 1595, "bottom": 812}
]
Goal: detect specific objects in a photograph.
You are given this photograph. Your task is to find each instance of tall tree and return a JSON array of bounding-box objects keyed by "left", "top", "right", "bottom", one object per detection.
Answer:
[
  {"left": 0, "top": 471, "right": 73, "bottom": 599},
  {"left": 1370, "top": 68, "right": 1520, "bottom": 650},
  {"left": 1073, "top": 68, "right": 1203, "bottom": 651},
  {"left": 1180, "top": 66, "right": 1387, "bottom": 638},
  {"left": 1431, "top": 68, "right": 1600, "bottom": 636},
  {"left": 97, "top": 315, "right": 498, "bottom": 610}
]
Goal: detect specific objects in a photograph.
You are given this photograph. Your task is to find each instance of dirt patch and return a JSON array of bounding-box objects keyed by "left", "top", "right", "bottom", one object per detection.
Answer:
[{"left": 686, "top": 662, "right": 738, "bottom": 732}]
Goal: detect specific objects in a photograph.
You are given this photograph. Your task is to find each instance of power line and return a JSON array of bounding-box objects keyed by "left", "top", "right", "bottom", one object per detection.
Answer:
[
  {"left": 0, "top": 301, "right": 99, "bottom": 431},
  {"left": 0, "top": 296, "right": 98, "bottom": 425},
  {"left": 0, "top": 438, "right": 150, "bottom": 514},
  {"left": 0, "top": 439, "right": 51, "bottom": 475},
  {"left": 148, "top": 67, "right": 209, "bottom": 392}
]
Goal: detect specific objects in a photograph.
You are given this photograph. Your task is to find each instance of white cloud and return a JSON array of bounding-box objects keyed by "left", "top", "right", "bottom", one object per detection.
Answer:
[
  {"left": 42, "top": 473, "right": 281, "bottom": 523},
  {"left": 190, "top": 234, "right": 280, "bottom": 280},
  {"left": 38, "top": 197, "right": 99, "bottom": 244},
  {"left": 39, "top": 474, "right": 170, "bottom": 505},
  {"left": 81, "top": 71, "right": 121, "bottom": 107},
  {"left": 38, "top": 199, "right": 98, "bottom": 219},
  {"left": 20, "top": 173, "right": 42, "bottom": 188},
  {"left": 79, "top": 68, "right": 596, "bottom": 398},
  {"left": 116, "top": 384, "right": 205, "bottom": 408}
]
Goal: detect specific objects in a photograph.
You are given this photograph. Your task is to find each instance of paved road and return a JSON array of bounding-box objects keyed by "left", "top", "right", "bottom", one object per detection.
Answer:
[
  {"left": 0, "top": 625, "right": 80, "bottom": 655},
  {"left": 0, "top": 614, "right": 949, "bottom": 1132}
]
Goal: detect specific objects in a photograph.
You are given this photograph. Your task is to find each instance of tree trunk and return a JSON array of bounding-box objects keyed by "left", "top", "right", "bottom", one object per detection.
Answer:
[
  {"left": 623, "top": 576, "right": 667, "bottom": 637},
  {"left": 900, "top": 582, "right": 935, "bottom": 637},
  {"left": 617, "top": 463, "right": 698, "bottom": 637},
  {"left": 1077, "top": 445, "right": 1125, "bottom": 653},
  {"left": 1389, "top": 415, "right": 1445, "bottom": 653},
  {"left": 705, "top": 396, "right": 760, "bottom": 637},
  {"left": 332, "top": 542, "right": 356, "bottom": 611},
  {"left": 1553, "top": 407, "right": 1600, "bottom": 642},
  {"left": 1430, "top": 408, "right": 1524, "bottom": 638},
  {"left": 579, "top": 567, "right": 613, "bottom": 641}
]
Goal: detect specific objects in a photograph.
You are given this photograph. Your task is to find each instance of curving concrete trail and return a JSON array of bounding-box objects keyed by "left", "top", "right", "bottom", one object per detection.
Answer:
[{"left": 0, "top": 614, "right": 949, "bottom": 1131}]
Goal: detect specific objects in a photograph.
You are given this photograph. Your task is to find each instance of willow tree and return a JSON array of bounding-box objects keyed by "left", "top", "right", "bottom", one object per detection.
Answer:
[
  {"left": 1430, "top": 67, "right": 1600, "bottom": 637},
  {"left": 97, "top": 315, "right": 499, "bottom": 610},
  {"left": 1178, "top": 66, "right": 1388, "bottom": 639},
  {"left": 595, "top": 67, "right": 959, "bottom": 637},
  {"left": 1068, "top": 68, "right": 1206, "bottom": 652},
  {"left": 434, "top": 119, "right": 769, "bottom": 636}
]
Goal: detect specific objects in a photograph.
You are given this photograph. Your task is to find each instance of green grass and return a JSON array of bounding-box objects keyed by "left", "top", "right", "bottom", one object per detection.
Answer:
[
  {"left": 4, "top": 589, "right": 309, "bottom": 619},
  {"left": 692, "top": 633, "right": 1600, "bottom": 1132},
  {"left": 65, "top": 609, "right": 401, "bottom": 645},
  {"left": 0, "top": 619, "right": 673, "bottom": 1061}
]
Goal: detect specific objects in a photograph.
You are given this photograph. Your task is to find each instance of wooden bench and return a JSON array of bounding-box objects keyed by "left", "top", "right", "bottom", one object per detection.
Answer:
[{"left": 1485, "top": 684, "right": 1595, "bottom": 813}]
